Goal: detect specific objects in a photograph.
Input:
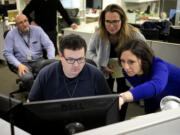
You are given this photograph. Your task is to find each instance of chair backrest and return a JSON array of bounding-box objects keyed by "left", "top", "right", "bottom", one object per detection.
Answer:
[
  {"left": 167, "top": 26, "right": 180, "bottom": 44},
  {"left": 140, "top": 28, "right": 159, "bottom": 40},
  {"left": 3, "top": 30, "right": 10, "bottom": 39},
  {"left": 86, "top": 58, "right": 97, "bottom": 67}
]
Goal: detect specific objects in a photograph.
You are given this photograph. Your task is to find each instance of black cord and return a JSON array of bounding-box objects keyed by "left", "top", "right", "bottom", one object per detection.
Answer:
[{"left": 9, "top": 94, "right": 15, "bottom": 135}]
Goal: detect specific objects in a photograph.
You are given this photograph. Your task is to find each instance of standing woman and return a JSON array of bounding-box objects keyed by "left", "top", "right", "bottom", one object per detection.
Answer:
[
  {"left": 88, "top": 4, "right": 145, "bottom": 121},
  {"left": 118, "top": 39, "right": 180, "bottom": 114}
]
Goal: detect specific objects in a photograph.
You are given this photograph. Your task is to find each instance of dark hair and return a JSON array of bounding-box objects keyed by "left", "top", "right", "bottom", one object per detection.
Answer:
[
  {"left": 117, "top": 40, "right": 155, "bottom": 75},
  {"left": 59, "top": 34, "right": 87, "bottom": 56}
]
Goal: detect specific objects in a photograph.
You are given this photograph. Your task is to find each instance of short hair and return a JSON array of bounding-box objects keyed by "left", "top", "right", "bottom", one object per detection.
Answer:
[
  {"left": 117, "top": 40, "right": 155, "bottom": 75},
  {"left": 59, "top": 34, "right": 87, "bottom": 56}
]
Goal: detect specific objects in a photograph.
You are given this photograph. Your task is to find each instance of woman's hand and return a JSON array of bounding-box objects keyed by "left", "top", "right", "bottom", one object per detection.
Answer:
[
  {"left": 119, "top": 91, "right": 134, "bottom": 110},
  {"left": 104, "top": 66, "right": 114, "bottom": 74},
  {"left": 119, "top": 95, "right": 125, "bottom": 110}
]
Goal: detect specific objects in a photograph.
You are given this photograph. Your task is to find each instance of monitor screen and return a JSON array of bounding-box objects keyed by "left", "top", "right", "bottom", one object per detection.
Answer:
[
  {"left": 169, "top": 9, "right": 180, "bottom": 20},
  {"left": 6, "top": 94, "right": 120, "bottom": 134},
  {"left": 60, "top": 0, "right": 72, "bottom": 8},
  {"left": 86, "top": 0, "right": 102, "bottom": 9}
]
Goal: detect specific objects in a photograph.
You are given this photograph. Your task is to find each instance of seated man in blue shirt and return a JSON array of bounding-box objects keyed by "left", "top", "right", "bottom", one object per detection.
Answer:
[
  {"left": 28, "top": 34, "right": 111, "bottom": 101},
  {"left": 3, "top": 14, "right": 55, "bottom": 90}
]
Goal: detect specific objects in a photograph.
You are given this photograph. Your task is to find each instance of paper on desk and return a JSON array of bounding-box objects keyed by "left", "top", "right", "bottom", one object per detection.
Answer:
[{"left": 108, "top": 58, "right": 124, "bottom": 79}]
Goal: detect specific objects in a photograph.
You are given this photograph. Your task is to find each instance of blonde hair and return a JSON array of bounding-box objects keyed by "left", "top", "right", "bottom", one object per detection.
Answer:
[{"left": 98, "top": 4, "right": 139, "bottom": 49}]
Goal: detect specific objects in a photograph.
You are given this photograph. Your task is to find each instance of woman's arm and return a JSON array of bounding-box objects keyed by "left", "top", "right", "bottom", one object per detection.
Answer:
[
  {"left": 87, "top": 32, "right": 99, "bottom": 64},
  {"left": 119, "top": 91, "right": 133, "bottom": 110},
  {"left": 119, "top": 59, "right": 169, "bottom": 109}
]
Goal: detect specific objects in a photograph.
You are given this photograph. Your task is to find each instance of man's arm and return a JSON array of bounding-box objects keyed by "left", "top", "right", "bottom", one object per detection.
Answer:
[
  {"left": 57, "top": 0, "right": 77, "bottom": 29},
  {"left": 28, "top": 73, "right": 43, "bottom": 101},
  {"left": 38, "top": 27, "right": 55, "bottom": 59},
  {"left": 3, "top": 31, "right": 21, "bottom": 67},
  {"left": 3, "top": 31, "right": 30, "bottom": 77},
  {"left": 94, "top": 69, "right": 112, "bottom": 94},
  {"left": 22, "top": 0, "right": 35, "bottom": 23}
]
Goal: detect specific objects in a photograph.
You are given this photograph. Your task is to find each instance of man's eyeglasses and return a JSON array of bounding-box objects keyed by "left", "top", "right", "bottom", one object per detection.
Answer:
[
  {"left": 64, "top": 57, "right": 86, "bottom": 64},
  {"left": 105, "top": 20, "right": 121, "bottom": 25}
]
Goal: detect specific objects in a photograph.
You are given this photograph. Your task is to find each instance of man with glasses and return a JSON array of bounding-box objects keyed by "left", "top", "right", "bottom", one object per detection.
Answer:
[
  {"left": 3, "top": 14, "right": 55, "bottom": 90},
  {"left": 28, "top": 34, "right": 111, "bottom": 101}
]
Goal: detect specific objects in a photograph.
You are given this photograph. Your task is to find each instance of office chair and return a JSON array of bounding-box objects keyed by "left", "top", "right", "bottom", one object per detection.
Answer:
[
  {"left": 86, "top": 58, "right": 97, "bottom": 67},
  {"left": 3, "top": 30, "right": 56, "bottom": 98},
  {"left": 58, "top": 8, "right": 80, "bottom": 33},
  {"left": 167, "top": 26, "right": 180, "bottom": 44},
  {"left": 140, "top": 28, "right": 159, "bottom": 40}
]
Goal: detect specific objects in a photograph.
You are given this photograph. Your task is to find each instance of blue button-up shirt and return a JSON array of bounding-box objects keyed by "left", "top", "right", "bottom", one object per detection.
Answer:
[{"left": 3, "top": 25, "right": 55, "bottom": 67}]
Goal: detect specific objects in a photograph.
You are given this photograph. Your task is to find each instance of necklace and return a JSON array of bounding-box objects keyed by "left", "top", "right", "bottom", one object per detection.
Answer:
[{"left": 63, "top": 77, "right": 79, "bottom": 98}]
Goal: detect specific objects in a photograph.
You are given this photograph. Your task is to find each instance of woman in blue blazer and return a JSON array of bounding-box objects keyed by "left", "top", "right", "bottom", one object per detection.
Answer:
[{"left": 118, "top": 39, "right": 180, "bottom": 113}]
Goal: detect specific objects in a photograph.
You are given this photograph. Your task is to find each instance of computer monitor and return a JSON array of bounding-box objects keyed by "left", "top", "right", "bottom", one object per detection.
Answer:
[
  {"left": 169, "top": 9, "right": 180, "bottom": 25},
  {"left": 86, "top": 0, "right": 102, "bottom": 9},
  {"left": 0, "top": 94, "right": 21, "bottom": 116},
  {"left": 5, "top": 94, "right": 120, "bottom": 134}
]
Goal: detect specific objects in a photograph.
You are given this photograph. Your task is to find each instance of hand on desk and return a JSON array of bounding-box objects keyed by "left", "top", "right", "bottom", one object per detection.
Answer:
[{"left": 71, "top": 23, "right": 78, "bottom": 30}]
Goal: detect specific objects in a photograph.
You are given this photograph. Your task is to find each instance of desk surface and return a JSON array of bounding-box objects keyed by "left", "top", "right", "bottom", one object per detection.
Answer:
[
  {"left": 0, "top": 118, "right": 30, "bottom": 135},
  {"left": 63, "top": 22, "right": 98, "bottom": 34},
  {"left": 75, "top": 107, "right": 180, "bottom": 135}
]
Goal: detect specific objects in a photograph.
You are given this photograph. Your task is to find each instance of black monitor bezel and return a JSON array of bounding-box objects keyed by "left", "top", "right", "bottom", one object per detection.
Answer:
[{"left": 1, "top": 94, "right": 120, "bottom": 134}]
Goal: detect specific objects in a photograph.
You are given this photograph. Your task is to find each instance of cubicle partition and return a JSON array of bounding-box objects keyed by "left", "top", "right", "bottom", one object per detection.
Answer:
[
  {"left": 75, "top": 107, "right": 180, "bottom": 135},
  {"left": 147, "top": 40, "right": 180, "bottom": 68}
]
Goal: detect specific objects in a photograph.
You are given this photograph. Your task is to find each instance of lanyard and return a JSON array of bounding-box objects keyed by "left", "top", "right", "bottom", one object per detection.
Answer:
[
  {"left": 19, "top": 30, "right": 30, "bottom": 48},
  {"left": 63, "top": 76, "right": 79, "bottom": 98}
]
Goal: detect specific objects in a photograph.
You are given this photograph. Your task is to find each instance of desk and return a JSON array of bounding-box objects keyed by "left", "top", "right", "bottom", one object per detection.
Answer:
[
  {"left": 75, "top": 107, "right": 180, "bottom": 135},
  {"left": 86, "top": 14, "right": 99, "bottom": 23},
  {"left": 63, "top": 22, "right": 98, "bottom": 45},
  {"left": 0, "top": 118, "right": 30, "bottom": 135}
]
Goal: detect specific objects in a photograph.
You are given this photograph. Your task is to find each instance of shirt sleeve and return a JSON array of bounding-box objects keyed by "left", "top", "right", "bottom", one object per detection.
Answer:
[
  {"left": 134, "top": 31, "right": 146, "bottom": 41},
  {"left": 87, "top": 32, "right": 99, "bottom": 64},
  {"left": 38, "top": 27, "right": 55, "bottom": 59},
  {"left": 129, "top": 59, "right": 169, "bottom": 101},
  {"left": 94, "top": 69, "right": 112, "bottom": 95},
  {"left": 57, "top": 0, "right": 73, "bottom": 26},
  {"left": 3, "top": 31, "right": 21, "bottom": 67},
  {"left": 28, "top": 72, "right": 43, "bottom": 101}
]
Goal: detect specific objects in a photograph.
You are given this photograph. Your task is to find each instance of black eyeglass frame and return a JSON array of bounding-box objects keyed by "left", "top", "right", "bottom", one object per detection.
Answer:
[
  {"left": 105, "top": 20, "right": 121, "bottom": 25},
  {"left": 64, "top": 57, "right": 86, "bottom": 64}
]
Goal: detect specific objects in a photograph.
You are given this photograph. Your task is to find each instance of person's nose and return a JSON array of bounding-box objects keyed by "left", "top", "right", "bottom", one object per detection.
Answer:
[
  {"left": 73, "top": 60, "right": 79, "bottom": 66},
  {"left": 123, "top": 62, "right": 130, "bottom": 70},
  {"left": 109, "top": 23, "right": 115, "bottom": 27}
]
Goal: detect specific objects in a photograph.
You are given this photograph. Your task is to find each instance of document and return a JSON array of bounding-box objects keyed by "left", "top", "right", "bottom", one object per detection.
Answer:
[{"left": 108, "top": 58, "right": 124, "bottom": 79}]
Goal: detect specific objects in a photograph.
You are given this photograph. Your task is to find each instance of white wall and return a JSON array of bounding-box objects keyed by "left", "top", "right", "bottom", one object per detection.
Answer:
[
  {"left": 103, "top": 0, "right": 124, "bottom": 9},
  {"left": 61, "top": 0, "right": 85, "bottom": 9},
  {"left": 16, "top": 0, "right": 30, "bottom": 13}
]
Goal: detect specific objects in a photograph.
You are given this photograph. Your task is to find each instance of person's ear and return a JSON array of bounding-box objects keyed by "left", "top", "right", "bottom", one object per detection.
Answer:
[{"left": 59, "top": 52, "right": 63, "bottom": 60}]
